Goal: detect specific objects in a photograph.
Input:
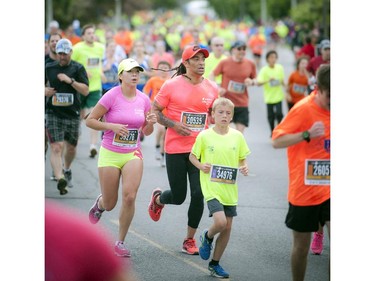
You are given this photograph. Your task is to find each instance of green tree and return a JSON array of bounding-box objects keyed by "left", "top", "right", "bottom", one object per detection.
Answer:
[
  {"left": 207, "top": 0, "right": 329, "bottom": 34},
  {"left": 291, "top": 0, "right": 330, "bottom": 37},
  {"left": 208, "top": 0, "right": 290, "bottom": 22},
  {"left": 46, "top": 0, "right": 161, "bottom": 29}
]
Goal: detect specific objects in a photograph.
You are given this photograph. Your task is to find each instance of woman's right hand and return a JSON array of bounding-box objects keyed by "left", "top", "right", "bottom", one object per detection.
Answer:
[{"left": 111, "top": 123, "right": 129, "bottom": 137}]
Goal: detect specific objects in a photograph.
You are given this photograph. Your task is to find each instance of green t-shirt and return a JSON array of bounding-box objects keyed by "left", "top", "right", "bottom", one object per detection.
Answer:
[
  {"left": 191, "top": 127, "right": 250, "bottom": 205},
  {"left": 257, "top": 63, "right": 285, "bottom": 104},
  {"left": 204, "top": 54, "right": 227, "bottom": 85},
  {"left": 71, "top": 41, "right": 105, "bottom": 92}
]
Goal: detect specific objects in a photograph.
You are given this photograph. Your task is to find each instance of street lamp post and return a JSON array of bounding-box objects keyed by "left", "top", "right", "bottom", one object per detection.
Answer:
[
  {"left": 261, "top": 0, "right": 267, "bottom": 24},
  {"left": 115, "top": 0, "right": 122, "bottom": 29}
]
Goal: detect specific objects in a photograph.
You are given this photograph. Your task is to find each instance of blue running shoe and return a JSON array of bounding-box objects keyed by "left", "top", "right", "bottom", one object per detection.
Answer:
[
  {"left": 199, "top": 229, "right": 212, "bottom": 260},
  {"left": 208, "top": 264, "right": 229, "bottom": 278}
]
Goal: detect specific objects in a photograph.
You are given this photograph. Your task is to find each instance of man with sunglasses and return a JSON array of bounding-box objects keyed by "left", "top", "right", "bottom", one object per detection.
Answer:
[
  {"left": 307, "top": 39, "right": 330, "bottom": 94},
  {"left": 45, "top": 38, "right": 89, "bottom": 195},
  {"left": 203, "top": 36, "right": 227, "bottom": 87},
  {"left": 209, "top": 40, "right": 257, "bottom": 133}
]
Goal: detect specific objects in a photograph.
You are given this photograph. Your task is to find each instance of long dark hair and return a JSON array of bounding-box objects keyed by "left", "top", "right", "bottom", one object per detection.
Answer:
[{"left": 152, "top": 62, "right": 186, "bottom": 79}]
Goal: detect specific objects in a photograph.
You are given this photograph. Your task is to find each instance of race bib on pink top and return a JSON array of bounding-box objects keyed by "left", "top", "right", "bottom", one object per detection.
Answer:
[{"left": 99, "top": 86, "right": 151, "bottom": 153}]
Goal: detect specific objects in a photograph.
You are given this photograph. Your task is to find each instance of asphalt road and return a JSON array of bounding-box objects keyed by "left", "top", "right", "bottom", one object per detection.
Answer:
[{"left": 45, "top": 45, "right": 330, "bottom": 281}]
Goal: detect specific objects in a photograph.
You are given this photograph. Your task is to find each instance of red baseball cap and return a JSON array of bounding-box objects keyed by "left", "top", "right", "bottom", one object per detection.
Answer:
[{"left": 182, "top": 45, "right": 209, "bottom": 62}]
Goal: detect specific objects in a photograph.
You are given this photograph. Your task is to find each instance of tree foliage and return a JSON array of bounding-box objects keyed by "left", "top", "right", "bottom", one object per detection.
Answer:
[
  {"left": 46, "top": 0, "right": 174, "bottom": 29},
  {"left": 207, "top": 0, "right": 330, "bottom": 30},
  {"left": 208, "top": 0, "right": 290, "bottom": 22},
  {"left": 46, "top": 0, "right": 329, "bottom": 34},
  {"left": 290, "top": 0, "right": 330, "bottom": 37}
]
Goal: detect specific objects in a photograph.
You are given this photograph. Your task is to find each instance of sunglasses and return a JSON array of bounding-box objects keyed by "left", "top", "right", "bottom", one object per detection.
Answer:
[
  {"left": 236, "top": 47, "right": 246, "bottom": 51},
  {"left": 214, "top": 44, "right": 224, "bottom": 47}
]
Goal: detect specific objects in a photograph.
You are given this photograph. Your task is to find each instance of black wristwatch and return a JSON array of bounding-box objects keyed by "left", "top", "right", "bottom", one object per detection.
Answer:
[
  {"left": 70, "top": 78, "right": 75, "bottom": 85},
  {"left": 302, "top": 131, "right": 310, "bottom": 143}
]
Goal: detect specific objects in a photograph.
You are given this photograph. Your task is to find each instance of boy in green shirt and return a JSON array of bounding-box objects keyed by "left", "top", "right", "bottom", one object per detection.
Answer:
[{"left": 189, "top": 97, "right": 250, "bottom": 278}]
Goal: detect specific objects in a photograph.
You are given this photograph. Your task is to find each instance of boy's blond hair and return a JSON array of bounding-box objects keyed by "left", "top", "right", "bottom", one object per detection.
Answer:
[{"left": 212, "top": 97, "right": 235, "bottom": 113}]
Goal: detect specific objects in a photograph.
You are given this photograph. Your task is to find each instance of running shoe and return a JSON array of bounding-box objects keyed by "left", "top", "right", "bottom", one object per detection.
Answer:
[
  {"left": 160, "top": 154, "right": 166, "bottom": 167},
  {"left": 148, "top": 188, "right": 164, "bottom": 221},
  {"left": 155, "top": 147, "right": 161, "bottom": 160},
  {"left": 57, "top": 178, "right": 68, "bottom": 195},
  {"left": 114, "top": 241, "right": 131, "bottom": 257},
  {"left": 63, "top": 169, "right": 73, "bottom": 188},
  {"left": 310, "top": 232, "right": 324, "bottom": 255},
  {"left": 208, "top": 264, "right": 229, "bottom": 278},
  {"left": 89, "top": 194, "right": 104, "bottom": 224},
  {"left": 50, "top": 172, "right": 57, "bottom": 181},
  {"left": 199, "top": 230, "right": 213, "bottom": 260},
  {"left": 90, "top": 146, "right": 97, "bottom": 158},
  {"left": 182, "top": 238, "right": 199, "bottom": 255}
]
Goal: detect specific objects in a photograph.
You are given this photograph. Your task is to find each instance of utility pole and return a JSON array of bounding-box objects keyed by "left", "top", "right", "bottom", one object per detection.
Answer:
[
  {"left": 322, "top": 0, "right": 329, "bottom": 38},
  {"left": 46, "top": 0, "right": 53, "bottom": 31},
  {"left": 291, "top": 0, "right": 297, "bottom": 9},
  {"left": 261, "top": 0, "right": 267, "bottom": 24},
  {"left": 115, "top": 0, "right": 122, "bottom": 29}
]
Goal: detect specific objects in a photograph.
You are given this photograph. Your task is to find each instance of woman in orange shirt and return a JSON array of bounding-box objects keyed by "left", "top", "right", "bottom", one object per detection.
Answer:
[{"left": 286, "top": 56, "right": 309, "bottom": 110}]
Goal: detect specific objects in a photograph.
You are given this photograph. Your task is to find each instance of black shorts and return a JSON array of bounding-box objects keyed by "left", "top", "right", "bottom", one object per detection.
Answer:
[
  {"left": 285, "top": 199, "right": 330, "bottom": 232},
  {"left": 233, "top": 107, "right": 249, "bottom": 127},
  {"left": 207, "top": 198, "right": 237, "bottom": 217}
]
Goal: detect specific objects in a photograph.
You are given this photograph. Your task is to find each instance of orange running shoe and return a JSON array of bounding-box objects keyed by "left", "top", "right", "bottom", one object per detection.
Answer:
[
  {"left": 148, "top": 188, "right": 164, "bottom": 221},
  {"left": 182, "top": 238, "right": 199, "bottom": 255}
]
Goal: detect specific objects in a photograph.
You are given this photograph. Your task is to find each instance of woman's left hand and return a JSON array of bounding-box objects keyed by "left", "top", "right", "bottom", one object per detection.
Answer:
[{"left": 146, "top": 112, "right": 157, "bottom": 124}]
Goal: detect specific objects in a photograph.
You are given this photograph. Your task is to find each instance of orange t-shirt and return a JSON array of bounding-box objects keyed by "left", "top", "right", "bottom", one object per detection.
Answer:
[
  {"left": 247, "top": 35, "right": 266, "bottom": 55},
  {"left": 143, "top": 76, "right": 168, "bottom": 102},
  {"left": 287, "top": 70, "right": 309, "bottom": 104},
  {"left": 213, "top": 57, "right": 257, "bottom": 107},
  {"left": 114, "top": 31, "right": 133, "bottom": 55},
  {"left": 151, "top": 53, "right": 175, "bottom": 71},
  {"left": 180, "top": 32, "right": 194, "bottom": 50},
  {"left": 272, "top": 91, "right": 330, "bottom": 206},
  {"left": 155, "top": 76, "right": 218, "bottom": 154},
  {"left": 143, "top": 76, "right": 169, "bottom": 116}
]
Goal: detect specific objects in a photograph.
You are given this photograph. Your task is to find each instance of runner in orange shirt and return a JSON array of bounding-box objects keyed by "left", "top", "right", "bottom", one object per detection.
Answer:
[
  {"left": 210, "top": 41, "right": 257, "bottom": 134},
  {"left": 114, "top": 26, "right": 133, "bottom": 55},
  {"left": 143, "top": 60, "right": 172, "bottom": 166},
  {"left": 286, "top": 56, "right": 309, "bottom": 110},
  {"left": 272, "top": 64, "right": 330, "bottom": 281},
  {"left": 247, "top": 28, "right": 266, "bottom": 69}
]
